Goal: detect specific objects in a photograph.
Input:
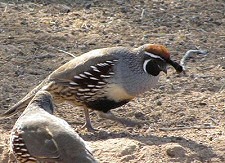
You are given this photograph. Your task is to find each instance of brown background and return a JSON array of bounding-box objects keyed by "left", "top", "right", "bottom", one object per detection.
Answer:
[{"left": 0, "top": 0, "right": 225, "bottom": 162}]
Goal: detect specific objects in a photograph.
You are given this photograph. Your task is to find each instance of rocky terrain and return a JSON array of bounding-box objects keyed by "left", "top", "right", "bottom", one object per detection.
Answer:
[{"left": 0, "top": 0, "right": 225, "bottom": 162}]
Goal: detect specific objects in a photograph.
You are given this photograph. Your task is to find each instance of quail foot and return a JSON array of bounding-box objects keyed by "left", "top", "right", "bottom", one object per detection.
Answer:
[
  {"left": 10, "top": 90, "right": 98, "bottom": 163},
  {"left": 1, "top": 44, "right": 183, "bottom": 131}
]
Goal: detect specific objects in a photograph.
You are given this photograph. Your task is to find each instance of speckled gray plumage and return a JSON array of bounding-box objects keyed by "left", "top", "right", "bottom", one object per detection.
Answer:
[
  {"left": 2, "top": 44, "right": 182, "bottom": 130},
  {"left": 2, "top": 45, "right": 158, "bottom": 114}
]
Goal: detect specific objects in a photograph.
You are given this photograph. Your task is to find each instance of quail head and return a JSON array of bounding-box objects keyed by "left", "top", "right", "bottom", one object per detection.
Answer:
[
  {"left": 10, "top": 90, "right": 98, "bottom": 163},
  {"left": 2, "top": 44, "right": 183, "bottom": 131}
]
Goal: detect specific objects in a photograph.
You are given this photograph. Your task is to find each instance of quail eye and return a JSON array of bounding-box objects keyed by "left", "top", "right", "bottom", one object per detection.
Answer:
[{"left": 143, "top": 59, "right": 161, "bottom": 76}]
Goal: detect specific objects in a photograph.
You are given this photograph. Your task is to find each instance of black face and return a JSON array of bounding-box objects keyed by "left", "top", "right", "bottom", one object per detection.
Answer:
[{"left": 143, "top": 58, "right": 167, "bottom": 76}]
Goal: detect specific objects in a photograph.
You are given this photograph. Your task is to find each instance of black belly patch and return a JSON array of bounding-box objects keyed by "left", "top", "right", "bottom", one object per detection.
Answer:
[{"left": 85, "top": 98, "right": 130, "bottom": 113}]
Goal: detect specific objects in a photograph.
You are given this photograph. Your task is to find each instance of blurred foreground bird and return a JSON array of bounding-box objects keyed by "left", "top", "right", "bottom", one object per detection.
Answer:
[
  {"left": 10, "top": 90, "right": 98, "bottom": 163},
  {"left": 1, "top": 44, "right": 183, "bottom": 131}
]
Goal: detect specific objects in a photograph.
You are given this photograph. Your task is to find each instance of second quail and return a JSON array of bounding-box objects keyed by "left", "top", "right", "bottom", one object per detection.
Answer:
[{"left": 10, "top": 90, "right": 98, "bottom": 163}]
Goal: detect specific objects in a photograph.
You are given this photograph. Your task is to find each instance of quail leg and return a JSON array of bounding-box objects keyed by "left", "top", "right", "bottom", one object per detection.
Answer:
[
  {"left": 81, "top": 108, "right": 97, "bottom": 132},
  {"left": 98, "top": 111, "right": 141, "bottom": 127}
]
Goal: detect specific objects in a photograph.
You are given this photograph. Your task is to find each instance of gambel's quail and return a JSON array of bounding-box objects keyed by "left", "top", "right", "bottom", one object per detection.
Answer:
[
  {"left": 1, "top": 44, "right": 183, "bottom": 131},
  {"left": 10, "top": 90, "right": 98, "bottom": 163}
]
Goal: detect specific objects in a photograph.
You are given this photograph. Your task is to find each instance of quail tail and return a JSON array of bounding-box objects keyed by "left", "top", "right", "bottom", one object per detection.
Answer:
[{"left": 0, "top": 79, "right": 48, "bottom": 119}]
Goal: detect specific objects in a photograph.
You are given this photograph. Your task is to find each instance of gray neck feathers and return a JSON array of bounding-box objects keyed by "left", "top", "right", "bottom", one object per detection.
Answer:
[{"left": 114, "top": 48, "right": 160, "bottom": 96}]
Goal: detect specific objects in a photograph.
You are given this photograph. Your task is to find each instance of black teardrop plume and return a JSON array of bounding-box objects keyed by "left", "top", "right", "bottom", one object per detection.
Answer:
[{"left": 167, "top": 59, "right": 183, "bottom": 73}]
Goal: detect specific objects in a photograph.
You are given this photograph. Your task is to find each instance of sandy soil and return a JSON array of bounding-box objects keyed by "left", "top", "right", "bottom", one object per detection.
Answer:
[{"left": 0, "top": 0, "right": 225, "bottom": 162}]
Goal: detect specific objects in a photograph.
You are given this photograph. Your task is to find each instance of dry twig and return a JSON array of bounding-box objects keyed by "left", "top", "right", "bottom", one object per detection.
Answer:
[
  {"left": 141, "top": 9, "right": 145, "bottom": 19},
  {"left": 49, "top": 46, "right": 76, "bottom": 58},
  {"left": 56, "top": 49, "right": 76, "bottom": 58},
  {"left": 180, "top": 49, "right": 208, "bottom": 71}
]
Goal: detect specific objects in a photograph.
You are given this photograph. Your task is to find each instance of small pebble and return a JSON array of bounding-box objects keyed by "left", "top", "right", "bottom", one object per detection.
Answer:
[
  {"left": 156, "top": 101, "right": 162, "bottom": 106},
  {"left": 165, "top": 144, "right": 186, "bottom": 158}
]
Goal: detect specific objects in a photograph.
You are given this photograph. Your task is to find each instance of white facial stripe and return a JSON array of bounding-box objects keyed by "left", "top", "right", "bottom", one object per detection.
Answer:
[
  {"left": 145, "top": 52, "right": 164, "bottom": 61},
  {"left": 143, "top": 59, "right": 151, "bottom": 73}
]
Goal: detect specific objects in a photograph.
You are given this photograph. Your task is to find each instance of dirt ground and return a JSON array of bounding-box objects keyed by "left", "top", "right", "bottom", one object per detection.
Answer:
[{"left": 0, "top": 0, "right": 225, "bottom": 162}]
